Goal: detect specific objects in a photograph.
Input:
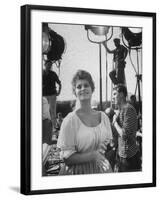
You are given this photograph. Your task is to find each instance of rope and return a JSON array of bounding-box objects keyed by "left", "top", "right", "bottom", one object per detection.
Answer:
[{"left": 129, "top": 49, "right": 137, "bottom": 74}]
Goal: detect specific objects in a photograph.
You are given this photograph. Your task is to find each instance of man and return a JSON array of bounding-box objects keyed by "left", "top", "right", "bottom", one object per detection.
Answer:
[
  {"left": 112, "top": 84, "right": 141, "bottom": 172},
  {"left": 103, "top": 38, "right": 128, "bottom": 85},
  {"left": 43, "top": 60, "right": 61, "bottom": 131},
  {"left": 130, "top": 94, "right": 139, "bottom": 115}
]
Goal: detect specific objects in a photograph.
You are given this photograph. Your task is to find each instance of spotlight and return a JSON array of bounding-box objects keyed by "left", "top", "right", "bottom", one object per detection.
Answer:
[
  {"left": 84, "top": 25, "right": 113, "bottom": 109},
  {"left": 128, "top": 28, "right": 142, "bottom": 33},
  {"left": 85, "top": 25, "right": 110, "bottom": 36},
  {"left": 42, "top": 23, "right": 65, "bottom": 63},
  {"left": 122, "top": 27, "right": 142, "bottom": 48},
  {"left": 42, "top": 32, "right": 51, "bottom": 54}
]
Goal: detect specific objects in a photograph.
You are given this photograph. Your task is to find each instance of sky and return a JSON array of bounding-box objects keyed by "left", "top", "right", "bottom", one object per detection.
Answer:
[{"left": 44, "top": 23, "right": 142, "bottom": 104}]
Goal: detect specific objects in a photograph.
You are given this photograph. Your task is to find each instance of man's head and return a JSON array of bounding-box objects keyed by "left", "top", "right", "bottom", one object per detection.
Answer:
[
  {"left": 113, "top": 38, "right": 120, "bottom": 47},
  {"left": 113, "top": 84, "right": 127, "bottom": 105},
  {"left": 130, "top": 94, "right": 137, "bottom": 104}
]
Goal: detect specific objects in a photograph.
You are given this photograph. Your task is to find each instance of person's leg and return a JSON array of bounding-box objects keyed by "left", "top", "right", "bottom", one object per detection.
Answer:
[
  {"left": 116, "top": 61, "right": 126, "bottom": 84},
  {"left": 109, "top": 69, "right": 118, "bottom": 85},
  {"left": 116, "top": 68, "right": 125, "bottom": 84},
  {"left": 42, "top": 119, "right": 52, "bottom": 145},
  {"left": 117, "top": 152, "right": 141, "bottom": 172},
  {"left": 46, "top": 95, "right": 57, "bottom": 129},
  {"left": 127, "top": 151, "right": 142, "bottom": 172},
  {"left": 118, "top": 157, "right": 129, "bottom": 172}
]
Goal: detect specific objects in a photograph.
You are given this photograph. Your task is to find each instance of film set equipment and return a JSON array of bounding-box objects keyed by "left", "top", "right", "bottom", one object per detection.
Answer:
[
  {"left": 84, "top": 25, "right": 113, "bottom": 110},
  {"left": 42, "top": 23, "right": 66, "bottom": 66},
  {"left": 122, "top": 27, "right": 142, "bottom": 115}
]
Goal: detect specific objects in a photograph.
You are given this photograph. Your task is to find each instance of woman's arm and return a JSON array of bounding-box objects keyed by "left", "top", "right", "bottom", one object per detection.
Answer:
[
  {"left": 64, "top": 150, "right": 108, "bottom": 168},
  {"left": 64, "top": 151, "right": 95, "bottom": 165}
]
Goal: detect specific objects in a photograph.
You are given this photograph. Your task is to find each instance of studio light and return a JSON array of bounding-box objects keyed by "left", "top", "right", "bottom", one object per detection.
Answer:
[
  {"left": 42, "top": 32, "right": 51, "bottom": 54},
  {"left": 85, "top": 25, "right": 110, "bottom": 36},
  {"left": 122, "top": 27, "right": 142, "bottom": 48},
  {"left": 42, "top": 23, "right": 65, "bottom": 63},
  {"left": 128, "top": 28, "right": 142, "bottom": 33},
  {"left": 84, "top": 25, "right": 113, "bottom": 110}
]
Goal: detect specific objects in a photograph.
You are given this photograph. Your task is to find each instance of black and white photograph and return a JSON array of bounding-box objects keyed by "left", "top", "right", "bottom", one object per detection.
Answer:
[
  {"left": 42, "top": 23, "right": 143, "bottom": 177},
  {"left": 1, "top": 0, "right": 160, "bottom": 200},
  {"left": 20, "top": 5, "right": 156, "bottom": 195}
]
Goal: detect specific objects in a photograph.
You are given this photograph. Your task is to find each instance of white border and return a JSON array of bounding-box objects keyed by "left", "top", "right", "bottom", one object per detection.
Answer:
[{"left": 31, "top": 9, "right": 153, "bottom": 190}]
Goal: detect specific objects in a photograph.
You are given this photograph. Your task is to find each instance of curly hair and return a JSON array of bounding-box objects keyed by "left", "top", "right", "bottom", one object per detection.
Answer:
[{"left": 71, "top": 70, "right": 95, "bottom": 95}]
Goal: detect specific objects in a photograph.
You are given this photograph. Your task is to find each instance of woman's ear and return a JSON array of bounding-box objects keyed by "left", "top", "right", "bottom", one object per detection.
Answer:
[{"left": 72, "top": 88, "right": 77, "bottom": 97}]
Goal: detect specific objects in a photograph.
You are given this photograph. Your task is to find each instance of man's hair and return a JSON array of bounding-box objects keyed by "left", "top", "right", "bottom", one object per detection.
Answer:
[
  {"left": 113, "top": 84, "right": 127, "bottom": 98},
  {"left": 130, "top": 94, "right": 136, "bottom": 101}
]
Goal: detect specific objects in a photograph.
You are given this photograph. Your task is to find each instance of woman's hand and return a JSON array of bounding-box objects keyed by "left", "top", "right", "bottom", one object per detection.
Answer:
[
  {"left": 98, "top": 140, "right": 110, "bottom": 154},
  {"left": 93, "top": 150, "right": 110, "bottom": 171}
]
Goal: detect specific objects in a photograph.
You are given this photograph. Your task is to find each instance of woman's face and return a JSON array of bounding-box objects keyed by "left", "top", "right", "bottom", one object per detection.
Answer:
[{"left": 75, "top": 79, "right": 92, "bottom": 101}]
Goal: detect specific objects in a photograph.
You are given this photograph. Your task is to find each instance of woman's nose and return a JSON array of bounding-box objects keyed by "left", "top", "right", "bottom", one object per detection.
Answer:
[{"left": 80, "top": 85, "right": 86, "bottom": 90}]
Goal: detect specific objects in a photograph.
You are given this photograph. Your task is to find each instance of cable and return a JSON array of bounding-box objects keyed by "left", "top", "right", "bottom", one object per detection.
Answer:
[{"left": 128, "top": 49, "right": 137, "bottom": 74}]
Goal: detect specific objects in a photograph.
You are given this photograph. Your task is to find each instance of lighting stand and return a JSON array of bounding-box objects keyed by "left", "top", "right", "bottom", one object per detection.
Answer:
[
  {"left": 134, "top": 48, "right": 142, "bottom": 115},
  {"left": 86, "top": 27, "right": 113, "bottom": 110}
]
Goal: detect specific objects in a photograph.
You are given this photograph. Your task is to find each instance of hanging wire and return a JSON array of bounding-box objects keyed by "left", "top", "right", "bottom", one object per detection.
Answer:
[{"left": 128, "top": 49, "right": 137, "bottom": 74}]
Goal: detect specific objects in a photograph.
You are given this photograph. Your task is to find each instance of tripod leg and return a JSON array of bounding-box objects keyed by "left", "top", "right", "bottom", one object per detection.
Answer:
[{"left": 135, "top": 81, "right": 138, "bottom": 96}]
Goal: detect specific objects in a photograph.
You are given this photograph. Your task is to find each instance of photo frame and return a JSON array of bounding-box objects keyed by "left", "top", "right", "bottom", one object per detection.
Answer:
[{"left": 21, "top": 4, "right": 156, "bottom": 195}]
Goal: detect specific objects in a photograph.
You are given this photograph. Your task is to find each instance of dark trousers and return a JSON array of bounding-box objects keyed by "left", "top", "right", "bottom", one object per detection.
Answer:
[
  {"left": 42, "top": 119, "right": 52, "bottom": 145},
  {"left": 109, "top": 60, "right": 126, "bottom": 85},
  {"left": 109, "top": 67, "right": 125, "bottom": 85},
  {"left": 115, "top": 151, "right": 141, "bottom": 172}
]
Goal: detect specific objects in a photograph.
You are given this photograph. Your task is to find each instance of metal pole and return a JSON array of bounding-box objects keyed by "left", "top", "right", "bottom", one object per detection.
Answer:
[
  {"left": 99, "top": 43, "right": 102, "bottom": 110},
  {"left": 104, "top": 35, "right": 108, "bottom": 106},
  {"left": 136, "top": 49, "right": 141, "bottom": 103},
  {"left": 105, "top": 46, "right": 108, "bottom": 107},
  {"left": 110, "top": 60, "right": 114, "bottom": 108}
]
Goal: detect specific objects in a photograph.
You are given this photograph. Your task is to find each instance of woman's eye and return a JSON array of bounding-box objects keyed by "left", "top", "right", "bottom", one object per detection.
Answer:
[
  {"left": 76, "top": 85, "right": 82, "bottom": 89},
  {"left": 84, "top": 84, "right": 89, "bottom": 88},
  {"left": 76, "top": 83, "right": 90, "bottom": 89}
]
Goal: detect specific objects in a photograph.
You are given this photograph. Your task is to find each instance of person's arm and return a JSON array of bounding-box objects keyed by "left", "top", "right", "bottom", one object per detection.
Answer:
[
  {"left": 64, "top": 150, "right": 110, "bottom": 170},
  {"left": 112, "top": 119, "right": 123, "bottom": 137},
  {"left": 119, "top": 46, "right": 128, "bottom": 62},
  {"left": 112, "top": 107, "right": 137, "bottom": 139},
  {"left": 64, "top": 151, "right": 96, "bottom": 165},
  {"left": 56, "top": 81, "right": 61, "bottom": 96},
  {"left": 103, "top": 41, "right": 115, "bottom": 54},
  {"left": 112, "top": 112, "right": 123, "bottom": 137},
  {"left": 54, "top": 73, "right": 61, "bottom": 95},
  {"left": 124, "top": 47, "right": 128, "bottom": 59}
]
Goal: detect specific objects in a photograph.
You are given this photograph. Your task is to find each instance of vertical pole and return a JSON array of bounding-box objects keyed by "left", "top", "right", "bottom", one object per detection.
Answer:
[
  {"left": 99, "top": 43, "right": 102, "bottom": 110},
  {"left": 110, "top": 60, "right": 114, "bottom": 108},
  {"left": 105, "top": 36, "right": 108, "bottom": 107},
  {"left": 136, "top": 49, "right": 141, "bottom": 104}
]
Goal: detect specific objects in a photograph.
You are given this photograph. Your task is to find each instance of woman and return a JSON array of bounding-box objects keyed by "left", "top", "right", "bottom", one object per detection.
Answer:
[{"left": 57, "top": 70, "right": 113, "bottom": 175}]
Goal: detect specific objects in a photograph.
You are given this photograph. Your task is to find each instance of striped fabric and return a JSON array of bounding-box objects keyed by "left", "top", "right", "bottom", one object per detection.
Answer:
[{"left": 117, "top": 103, "right": 138, "bottom": 158}]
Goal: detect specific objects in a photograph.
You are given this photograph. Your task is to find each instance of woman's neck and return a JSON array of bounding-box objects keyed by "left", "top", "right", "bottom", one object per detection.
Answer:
[{"left": 77, "top": 100, "right": 93, "bottom": 114}]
